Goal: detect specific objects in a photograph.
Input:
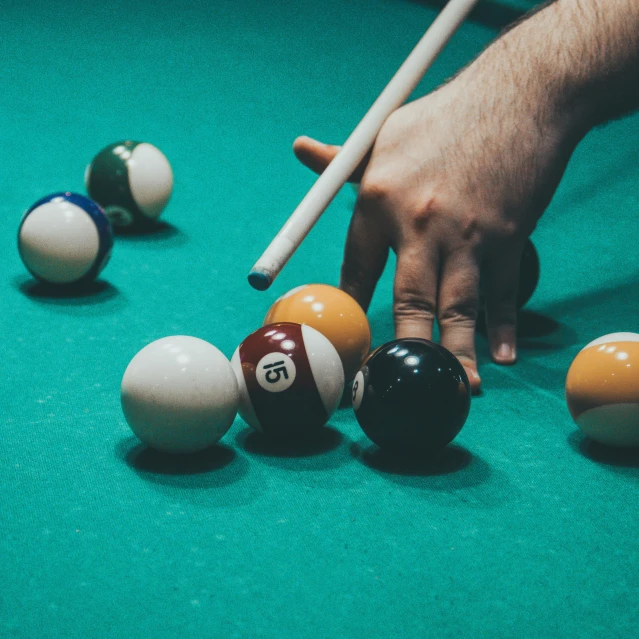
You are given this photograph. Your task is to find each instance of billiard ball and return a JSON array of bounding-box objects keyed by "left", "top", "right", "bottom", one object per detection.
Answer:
[
  {"left": 264, "top": 284, "right": 371, "bottom": 382},
  {"left": 352, "top": 338, "right": 471, "bottom": 455},
  {"left": 121, "top": 336, "right": 239, "bottom": 453},
  {"left": 85, "top": 140, "right": 173, "bottom": 230},
  {"left": 566, "top": 332, "right": 639, "bottom": 447},
  {"left": 231, "top": 322, "right": 344, "bottom": 437},
  {"left": 479, "top": 238, "right": 540, "bottom": 310},
  {"left": 18, "top": 192, "right": 113, "bottom": 286}
]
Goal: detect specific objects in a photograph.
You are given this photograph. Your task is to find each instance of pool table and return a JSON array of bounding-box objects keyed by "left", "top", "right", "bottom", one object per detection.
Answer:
[{"left": 2, "top": 0, "right": 639, "bottom": 637}]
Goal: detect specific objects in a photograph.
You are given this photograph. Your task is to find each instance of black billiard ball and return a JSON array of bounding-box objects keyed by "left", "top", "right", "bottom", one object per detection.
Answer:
[
  {"left": 352, "top": 338, "right": 471, "bottom": 455},
  {"left": 479, "top": 238, "right": 540, "bottom": 310}
]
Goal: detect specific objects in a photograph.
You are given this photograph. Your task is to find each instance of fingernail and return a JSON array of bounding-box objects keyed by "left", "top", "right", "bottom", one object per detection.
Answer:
[{"left": 496, "top": 343, "right": 514, "bottom": 361}]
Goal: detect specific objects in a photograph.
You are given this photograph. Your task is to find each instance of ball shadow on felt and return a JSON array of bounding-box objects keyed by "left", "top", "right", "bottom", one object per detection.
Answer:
[
  {"left": 112, "top": 220, "right": 184, "bottom": 243},
  {"left": 352, "top": 439, "right": 498, "bottom": 501},
  {"left": 236, "top": 426, "right": 343, "bottom": 458},
  {"left": 16, "top": 276, "right": 119, "bottom": 304},
  {"left": 567, "top": 430, "right": 639, "bottom": 469},
  {"left": 236, "top": 424, "right": 343, "bottom": 458},
  {"left": 120, "top": 438, "right": 237, "bottom": 476},
  {"left": 116, "top": 437, "right": 253, "bottom": 503},
  {"left": 475, "top": 309, "right": 562, "bottom": 340},
  {"left": 353, "top": 440, "right": 472, "bottom": 477}
]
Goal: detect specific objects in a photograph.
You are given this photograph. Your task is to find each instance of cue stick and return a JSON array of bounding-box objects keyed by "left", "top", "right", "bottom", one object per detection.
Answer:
[{"left": 248, "top": 0, "right": 480, "bottom": 291}]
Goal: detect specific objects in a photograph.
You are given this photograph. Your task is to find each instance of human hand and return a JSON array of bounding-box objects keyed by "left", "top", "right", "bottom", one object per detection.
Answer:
[{"left": 294, "top": 40, "right": 581, "bottom": 393}]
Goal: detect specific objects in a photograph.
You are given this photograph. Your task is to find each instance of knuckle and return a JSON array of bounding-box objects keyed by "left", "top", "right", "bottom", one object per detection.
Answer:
[
  {"left": 498, "top": 219, "right": 520, "bottom": 241},
  {"left": 438, "top": 302, "right": 479, "bottom": 326},
  {"left": 378, "top": 109, "right": 407, "bottom": 138},
  {"left": 487, "top": 220, "right": 527, "bottom": 247},
  {"left": 358, "top": 173, "right": 396, "bottom": 208},
  {"left": 393, "top": 294, "right": 437, "bottom": 324},
  {"left": 454, "top": 210, "right": 482, "bottom": 244},
  {"left": 460, "top": 216, "right": 480, "bottom": 242},
  {"left": 383, "top": 109, "right": 403, "bottom": 129},
  {"left": 408, "top": 195, "right": 439, "bottom": 233}
]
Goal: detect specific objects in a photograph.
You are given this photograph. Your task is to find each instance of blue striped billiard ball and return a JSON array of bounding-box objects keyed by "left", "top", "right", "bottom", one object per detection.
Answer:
[{"left": 18, "top": 192, "right": 113, "bottom": 286}]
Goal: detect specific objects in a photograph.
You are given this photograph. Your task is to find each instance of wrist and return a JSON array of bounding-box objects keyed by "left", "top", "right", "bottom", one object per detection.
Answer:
[{"left": 458, "top": 0, "right": 639, "bottom": 142}]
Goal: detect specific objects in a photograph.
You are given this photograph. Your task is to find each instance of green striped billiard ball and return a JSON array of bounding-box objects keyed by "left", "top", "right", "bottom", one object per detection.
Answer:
[{"left": 85, "top": 141, "right": 173, "bottom": 231}]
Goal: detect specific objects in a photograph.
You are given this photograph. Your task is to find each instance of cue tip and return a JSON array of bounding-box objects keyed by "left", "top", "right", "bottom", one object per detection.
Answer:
[{"left": 248, "top": 269, "right": 272, "bottom": 291}]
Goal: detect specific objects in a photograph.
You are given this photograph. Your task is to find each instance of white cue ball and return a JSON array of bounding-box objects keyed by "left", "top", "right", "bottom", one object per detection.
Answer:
[{"left": 121, "top": 336, "right": 239, "bottom": 453}]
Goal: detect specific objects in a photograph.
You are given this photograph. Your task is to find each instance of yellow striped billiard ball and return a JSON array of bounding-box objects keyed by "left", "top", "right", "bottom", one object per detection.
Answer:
[
  {"left": 566, "top": 332, "right": 639, "bottom": 447},
  {"left": 264, "top": 284, "right": 371, "bottom": 383}
]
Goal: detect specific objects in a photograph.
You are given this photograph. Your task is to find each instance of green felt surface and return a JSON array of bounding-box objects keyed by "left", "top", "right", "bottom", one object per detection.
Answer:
[{"left": 2, "top": 0, "right": 639, "bottom": 637}]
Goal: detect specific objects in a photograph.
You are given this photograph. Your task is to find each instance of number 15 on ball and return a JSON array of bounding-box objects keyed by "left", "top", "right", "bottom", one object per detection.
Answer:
[{"left": 231, "top": 323, "right": 344, "bottom": 438}]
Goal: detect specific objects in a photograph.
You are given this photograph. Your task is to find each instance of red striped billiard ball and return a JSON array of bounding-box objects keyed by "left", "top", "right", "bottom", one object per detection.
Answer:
[{"left": 231, "top": 322, "right": 345, "bottom": 437}]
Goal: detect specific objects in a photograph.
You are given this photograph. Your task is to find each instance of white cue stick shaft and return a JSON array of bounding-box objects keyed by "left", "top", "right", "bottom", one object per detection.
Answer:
[{"left": 249, "top": 0, "right": 480, "bottom": 290}]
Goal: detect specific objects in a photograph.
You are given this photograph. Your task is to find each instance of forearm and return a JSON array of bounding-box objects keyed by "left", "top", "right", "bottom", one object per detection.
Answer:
[{"left": 462, "top": 0, "right": 639, "bottom": 138}]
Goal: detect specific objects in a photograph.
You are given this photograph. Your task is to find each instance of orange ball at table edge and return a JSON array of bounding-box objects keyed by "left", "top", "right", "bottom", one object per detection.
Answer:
[
  {"left": 566, "top": 332, "right": 639, "bottom": 447},
  {"left": 264, "top": 284, "right": 372, "bottom": 383}
]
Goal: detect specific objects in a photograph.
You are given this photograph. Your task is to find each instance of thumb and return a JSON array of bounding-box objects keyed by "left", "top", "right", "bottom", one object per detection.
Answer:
[{"left": 293, "top": 136, "right": 369, "bottom": 182}]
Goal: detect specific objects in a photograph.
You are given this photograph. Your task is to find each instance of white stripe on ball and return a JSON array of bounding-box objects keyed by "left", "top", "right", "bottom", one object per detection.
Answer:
[
  {"left": 230, "top": 347, "right": 263, "bottom": 432},
  {"left": 128, "top": 143, "right": 173, "bottom": 219},
  {"left": 301, "top": 324, "right": 344, "bottom": 417},
  {"left": 582, "top": 332, "right": 639, "bottom": 351},
  {"left": 577, "top": 403, "right": 639, "bottom": 447}
]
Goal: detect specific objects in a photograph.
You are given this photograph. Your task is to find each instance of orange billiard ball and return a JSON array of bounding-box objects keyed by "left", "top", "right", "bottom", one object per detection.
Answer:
[
  {"left": 565, "top": 332, "right": 639, "bottom": 447},
  {"left": 264, "top": 284, "right": 371, "bottom": 383}
]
